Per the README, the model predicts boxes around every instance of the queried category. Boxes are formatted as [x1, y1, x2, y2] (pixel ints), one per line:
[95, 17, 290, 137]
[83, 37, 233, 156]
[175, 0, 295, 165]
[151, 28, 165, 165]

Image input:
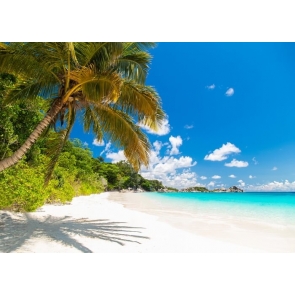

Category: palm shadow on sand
[0, 212, 149, 253]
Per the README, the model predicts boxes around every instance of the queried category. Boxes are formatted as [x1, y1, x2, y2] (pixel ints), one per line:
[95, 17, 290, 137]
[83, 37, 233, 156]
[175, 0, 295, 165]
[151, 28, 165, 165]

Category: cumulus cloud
[272, 166, 278, 171]
[229, 174, 236, 178]
[140, 139, 198, 189]
[206, 84, 215, 90]
[208, 181, 215, 187]
[141, 167, 199, 189]
[83, 142, 89, 147]
[249, 175, 256, 179]
[103, 137, 199, 189]
[247, 180, 295, 192]
[184, 125, 194, 129]
[106, 150, 126, 163]
[212, 175, 221, 179]
[93, 139, 105, 146]
[252, 157, 258, 165]
[225, 88, 234, 96]
[238, 180, 245, 187]
[169, 135, 182, 155]
[138, 118, 170, 136]
[204, 142, 241, 161]
[152, 156, 196, 174]
[225, 159, 249, 167]
[200, 176, 207, 180]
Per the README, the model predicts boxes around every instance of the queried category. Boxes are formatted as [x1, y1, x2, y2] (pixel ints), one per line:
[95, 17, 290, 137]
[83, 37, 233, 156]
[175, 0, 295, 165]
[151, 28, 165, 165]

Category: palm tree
[0, 43, 165, 181]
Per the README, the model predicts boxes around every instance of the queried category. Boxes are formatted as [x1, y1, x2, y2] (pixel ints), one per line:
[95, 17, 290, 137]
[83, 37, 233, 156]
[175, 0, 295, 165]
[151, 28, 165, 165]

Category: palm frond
[83, 105, 103, 141]
[116, 51, 151, 84]
[67, 42, 79, 68]
[0, 42, 165, 175]
[0, 42, 8, 50]
[123, 42, 156, 52]
[0, 43, 61, 83]
[3, 78, 58, 105]
[117, 81, 165, 130]
[92, 104, 151, 170]
[69, 67, 122, 104]
[75, 42, 123, 70]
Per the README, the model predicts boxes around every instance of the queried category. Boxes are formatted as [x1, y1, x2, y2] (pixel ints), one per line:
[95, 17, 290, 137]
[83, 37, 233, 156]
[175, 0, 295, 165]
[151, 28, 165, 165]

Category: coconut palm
[0, 42, 165, 180]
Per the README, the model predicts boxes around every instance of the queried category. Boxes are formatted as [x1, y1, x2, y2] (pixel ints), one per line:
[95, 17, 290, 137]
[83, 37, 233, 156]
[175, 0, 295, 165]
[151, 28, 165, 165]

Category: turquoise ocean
[142, 192, 295, 226]
[110, 191, 295, 251]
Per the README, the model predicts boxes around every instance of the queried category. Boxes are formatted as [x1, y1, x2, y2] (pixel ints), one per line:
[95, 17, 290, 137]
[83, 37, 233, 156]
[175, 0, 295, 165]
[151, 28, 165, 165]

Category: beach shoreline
[1, 191, 292, 253]
[109, 191, 295, 252]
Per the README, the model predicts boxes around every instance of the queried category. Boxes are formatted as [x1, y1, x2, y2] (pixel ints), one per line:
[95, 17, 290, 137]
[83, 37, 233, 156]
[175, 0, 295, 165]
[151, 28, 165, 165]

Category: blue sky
[71, 43, 295, 191]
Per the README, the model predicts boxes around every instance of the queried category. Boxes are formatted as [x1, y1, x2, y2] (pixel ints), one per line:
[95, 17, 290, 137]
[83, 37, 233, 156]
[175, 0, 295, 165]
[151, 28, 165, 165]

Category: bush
[0, 161, 47, 212]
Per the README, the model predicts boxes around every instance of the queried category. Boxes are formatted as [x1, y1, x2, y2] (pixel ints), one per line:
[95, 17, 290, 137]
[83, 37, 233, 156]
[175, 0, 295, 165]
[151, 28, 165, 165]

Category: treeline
[180, 186, 209, 192]
[0, 73, 164, 212]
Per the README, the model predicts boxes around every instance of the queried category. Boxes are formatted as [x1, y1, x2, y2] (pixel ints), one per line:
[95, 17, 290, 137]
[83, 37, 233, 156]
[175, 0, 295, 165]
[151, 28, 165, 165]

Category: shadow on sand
[0, 212, 149, 253]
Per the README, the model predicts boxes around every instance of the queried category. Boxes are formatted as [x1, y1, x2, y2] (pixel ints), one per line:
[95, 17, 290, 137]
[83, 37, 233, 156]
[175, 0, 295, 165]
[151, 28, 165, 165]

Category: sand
[0, 192, 277, 253]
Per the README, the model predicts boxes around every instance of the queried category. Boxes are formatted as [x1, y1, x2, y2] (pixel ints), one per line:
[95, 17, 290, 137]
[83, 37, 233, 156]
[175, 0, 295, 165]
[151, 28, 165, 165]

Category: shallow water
[109, 192, 295, 252]
[144, 192, 295, 225]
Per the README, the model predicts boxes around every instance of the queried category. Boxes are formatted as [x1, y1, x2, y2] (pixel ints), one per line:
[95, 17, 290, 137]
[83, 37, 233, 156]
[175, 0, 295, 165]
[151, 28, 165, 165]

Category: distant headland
[158, 185, 243, 193]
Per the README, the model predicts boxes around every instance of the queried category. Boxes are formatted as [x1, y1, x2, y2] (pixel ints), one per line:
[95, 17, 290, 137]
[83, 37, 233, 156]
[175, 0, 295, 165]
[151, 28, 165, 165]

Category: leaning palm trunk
[0, 42, 165, 177]
[0, 100, 63, 172]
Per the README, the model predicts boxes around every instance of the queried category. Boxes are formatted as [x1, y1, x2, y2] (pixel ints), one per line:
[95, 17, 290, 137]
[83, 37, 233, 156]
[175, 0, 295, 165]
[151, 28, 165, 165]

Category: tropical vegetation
[0, 42, 165, 181]
[0, 43, 167, 212]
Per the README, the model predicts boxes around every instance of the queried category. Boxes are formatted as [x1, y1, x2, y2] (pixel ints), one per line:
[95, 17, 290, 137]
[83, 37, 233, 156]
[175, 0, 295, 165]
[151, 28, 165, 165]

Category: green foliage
[0, 160, 47, 211]
[182, 186, 209, 192]
[165, 187, 179, 192]
[0, 42, 165, 175]
[91, 160, 165, 192]
[0, 42, 167, 212]
[140, 179, 164, 192]
[0, 72, 163, 211]
[0, 73, 45, 162]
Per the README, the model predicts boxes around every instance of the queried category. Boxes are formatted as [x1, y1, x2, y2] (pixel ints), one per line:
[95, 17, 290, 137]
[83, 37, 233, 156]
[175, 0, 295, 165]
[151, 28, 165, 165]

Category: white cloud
[206, 84, 215, 90]
[200, 176, 207, 180]
[100, 141, 112, 156]
[225, 88, 234, 96]
[169, 135, 182, 155]
[184, 125, 194, 129]
[238, 180, 245, 187]
[138, 118, 170, 136]
[252, 157, 258, 165]
[153, 140, 163, 152]
[247, 180, 295, 192]
[204, 142, 241, 161]
[208, 181, 215, 187]
[106, 150, 126, 163]
[212, 175, 221, 179]
[140, 140, 198, 189]
[225, 159, 249, 167]
[93, 139, 105, 146]
[152, 156, 196, 174]
[272, 166, 278, 171]
[249, 175, 256, 179]
[229, 174, 236, 178]
[83, 142, 89, 147]
[141, 167, 199, 189]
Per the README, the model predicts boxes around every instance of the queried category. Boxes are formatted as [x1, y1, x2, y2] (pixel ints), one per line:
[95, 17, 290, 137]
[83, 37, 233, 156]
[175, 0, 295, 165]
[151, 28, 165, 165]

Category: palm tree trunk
[0, 100, 63, 172]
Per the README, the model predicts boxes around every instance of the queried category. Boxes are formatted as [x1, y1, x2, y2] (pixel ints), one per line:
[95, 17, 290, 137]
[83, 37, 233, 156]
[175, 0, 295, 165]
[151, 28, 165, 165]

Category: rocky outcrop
[227, 186, 243, 193]
[180, 186, 209, 192]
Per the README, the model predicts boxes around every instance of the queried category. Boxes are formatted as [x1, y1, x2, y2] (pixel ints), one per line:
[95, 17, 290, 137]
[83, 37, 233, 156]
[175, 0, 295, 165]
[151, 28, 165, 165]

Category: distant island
[157, 185, 243, 193]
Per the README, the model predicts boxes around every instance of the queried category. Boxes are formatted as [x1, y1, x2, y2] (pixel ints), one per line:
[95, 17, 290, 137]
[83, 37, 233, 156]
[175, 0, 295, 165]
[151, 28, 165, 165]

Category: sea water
[110, 191, 295, 251]
[142, 192, 295, 226]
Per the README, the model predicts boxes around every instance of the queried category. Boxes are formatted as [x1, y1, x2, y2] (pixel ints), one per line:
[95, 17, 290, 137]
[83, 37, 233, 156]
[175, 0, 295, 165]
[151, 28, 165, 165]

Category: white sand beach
[1, 191, 294, 253]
